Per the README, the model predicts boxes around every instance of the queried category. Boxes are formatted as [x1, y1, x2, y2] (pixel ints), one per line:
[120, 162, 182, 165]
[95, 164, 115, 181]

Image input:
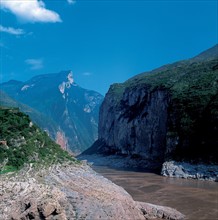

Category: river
[93, 166, 218, 220]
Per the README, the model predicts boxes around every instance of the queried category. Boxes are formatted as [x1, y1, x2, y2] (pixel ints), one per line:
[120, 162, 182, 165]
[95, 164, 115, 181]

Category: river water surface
[93, 166, 218, 220]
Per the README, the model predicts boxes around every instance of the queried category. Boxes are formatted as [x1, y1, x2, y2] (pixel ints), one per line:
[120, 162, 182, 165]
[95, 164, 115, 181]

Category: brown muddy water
[93, 166, 218, 220]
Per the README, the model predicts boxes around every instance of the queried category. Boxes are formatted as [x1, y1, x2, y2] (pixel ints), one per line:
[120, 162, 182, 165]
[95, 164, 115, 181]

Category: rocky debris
[0, 163, 185, 220]
[55, 131, 68, 150]
[161, 161, 218, 181]
[137, 202, 185, 220]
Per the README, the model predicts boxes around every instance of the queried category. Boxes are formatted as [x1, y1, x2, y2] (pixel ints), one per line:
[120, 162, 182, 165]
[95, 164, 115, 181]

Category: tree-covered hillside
[0, 107, 75, 174]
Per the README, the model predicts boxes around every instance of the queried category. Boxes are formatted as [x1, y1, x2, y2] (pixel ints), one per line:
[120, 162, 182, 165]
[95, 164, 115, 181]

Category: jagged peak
[58, 70, 77, 96]
[67, 70, 74, 84]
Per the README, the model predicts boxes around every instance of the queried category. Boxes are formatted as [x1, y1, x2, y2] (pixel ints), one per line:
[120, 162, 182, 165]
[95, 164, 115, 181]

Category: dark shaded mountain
[82, 45, 218, 169]
[0, 71, 103, 153]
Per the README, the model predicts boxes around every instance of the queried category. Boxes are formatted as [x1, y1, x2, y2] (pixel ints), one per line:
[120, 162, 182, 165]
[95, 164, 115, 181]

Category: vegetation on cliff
[102, 45, 218, 163]
[0, 107, 75, 174]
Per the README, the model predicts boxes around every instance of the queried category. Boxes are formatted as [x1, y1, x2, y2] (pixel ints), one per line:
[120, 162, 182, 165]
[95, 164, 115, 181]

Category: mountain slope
[192, 44, 218, 61]
[0, 107, 74, 173]
[0, 71, 103, 153]
[82, 45, 218, 169]
[0, 90, 59, 140]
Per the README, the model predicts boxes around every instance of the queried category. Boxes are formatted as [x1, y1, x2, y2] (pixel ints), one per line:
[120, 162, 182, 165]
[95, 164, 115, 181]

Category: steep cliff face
[83, 45, 218, 168]
[98, 86, 170, 166]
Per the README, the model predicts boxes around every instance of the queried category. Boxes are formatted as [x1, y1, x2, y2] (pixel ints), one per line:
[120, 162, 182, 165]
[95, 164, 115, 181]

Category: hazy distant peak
[1, 79, 23, 86]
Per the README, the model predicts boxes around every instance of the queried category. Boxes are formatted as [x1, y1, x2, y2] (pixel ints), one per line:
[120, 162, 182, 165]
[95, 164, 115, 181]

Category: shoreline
[93, 163, 218, 220]
[78, 154, 218, 182]
[0, 162, 185, 220]
[161, 161, 218, 182]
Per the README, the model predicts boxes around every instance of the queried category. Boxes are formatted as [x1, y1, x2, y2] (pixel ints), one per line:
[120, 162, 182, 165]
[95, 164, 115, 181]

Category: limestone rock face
[98, 86, 169, 169]
[0, 164, 185, 220]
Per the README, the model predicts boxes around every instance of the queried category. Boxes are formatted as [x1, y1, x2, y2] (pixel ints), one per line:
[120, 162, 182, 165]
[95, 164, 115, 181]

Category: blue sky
[0, 0, 217, 95]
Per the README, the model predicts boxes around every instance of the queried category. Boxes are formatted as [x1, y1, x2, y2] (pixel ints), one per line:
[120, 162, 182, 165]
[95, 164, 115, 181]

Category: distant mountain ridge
[0, 71, 103, 153]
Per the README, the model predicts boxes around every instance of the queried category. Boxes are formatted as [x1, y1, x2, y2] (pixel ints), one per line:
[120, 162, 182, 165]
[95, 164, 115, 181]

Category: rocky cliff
[97, 86, 170, 169]
[82, 45, 218, 171]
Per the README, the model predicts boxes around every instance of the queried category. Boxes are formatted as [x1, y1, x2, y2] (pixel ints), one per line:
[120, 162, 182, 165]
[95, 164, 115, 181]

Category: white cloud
[82, 72, 92, 76]
[67, 0, 76, 5]
[0, 25, 25, 35]
[25, 59, 43, 70]
[0, 0, 61, 23]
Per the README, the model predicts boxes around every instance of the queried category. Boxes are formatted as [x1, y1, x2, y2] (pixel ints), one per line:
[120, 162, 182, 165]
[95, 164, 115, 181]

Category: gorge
[81, 44, 218, 180]
[1, 45, 218, 220]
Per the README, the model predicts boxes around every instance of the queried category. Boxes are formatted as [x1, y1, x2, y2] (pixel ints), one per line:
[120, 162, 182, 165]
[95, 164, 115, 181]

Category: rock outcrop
[55, 131, 68, 150]
[0, 163, 185, 220]
[161, 161, 218, 181]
